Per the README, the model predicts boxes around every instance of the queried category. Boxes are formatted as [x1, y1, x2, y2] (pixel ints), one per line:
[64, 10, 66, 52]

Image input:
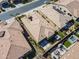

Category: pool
[62, 20, 74, 30]
[39, 38, 49, 47]
[48, 34, 61, 41]
[68, 35, 78, 44]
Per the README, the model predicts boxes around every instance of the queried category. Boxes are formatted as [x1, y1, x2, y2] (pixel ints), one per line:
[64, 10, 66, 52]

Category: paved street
[0, 0, 49, 20]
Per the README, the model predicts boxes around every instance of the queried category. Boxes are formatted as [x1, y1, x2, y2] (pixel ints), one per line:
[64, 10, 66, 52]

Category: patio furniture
[62, 20, 74, 31]
[39, 38, 49, 47]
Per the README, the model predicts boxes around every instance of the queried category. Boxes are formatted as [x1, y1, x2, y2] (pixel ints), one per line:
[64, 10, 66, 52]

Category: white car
[51, 50, 60, 59]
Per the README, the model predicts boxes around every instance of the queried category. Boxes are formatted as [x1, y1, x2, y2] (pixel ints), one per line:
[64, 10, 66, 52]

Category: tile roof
[39, 4, 71, 28]
[0, 20, 31, 59]
[21, 11, 54, 43]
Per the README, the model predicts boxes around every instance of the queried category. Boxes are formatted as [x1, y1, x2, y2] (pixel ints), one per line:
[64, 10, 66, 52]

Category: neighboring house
[19, 4, 73, 50]
[39, 4, 72, 29]
[20, 11, 55, 43]
[0, 20, 31, 59]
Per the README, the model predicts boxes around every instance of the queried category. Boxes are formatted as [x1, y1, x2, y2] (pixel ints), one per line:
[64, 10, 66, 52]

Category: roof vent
[0, 31, 5, 37]
[28, 16, 33, 21]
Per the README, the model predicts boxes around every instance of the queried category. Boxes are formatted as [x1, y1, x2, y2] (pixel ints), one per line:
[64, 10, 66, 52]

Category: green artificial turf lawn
[64, 40, 72, 48]
[57, 31, 65, 38]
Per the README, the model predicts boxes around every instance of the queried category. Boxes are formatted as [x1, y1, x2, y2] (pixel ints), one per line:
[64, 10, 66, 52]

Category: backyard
[64, 40, 72, 48]
[57, 31, 66, 38]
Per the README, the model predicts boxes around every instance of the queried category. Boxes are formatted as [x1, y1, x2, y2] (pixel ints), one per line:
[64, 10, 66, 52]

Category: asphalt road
[0, 0, 49, 20]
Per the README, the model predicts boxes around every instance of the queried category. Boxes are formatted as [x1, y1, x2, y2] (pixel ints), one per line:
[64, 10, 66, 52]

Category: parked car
[2, 2, 10, 8]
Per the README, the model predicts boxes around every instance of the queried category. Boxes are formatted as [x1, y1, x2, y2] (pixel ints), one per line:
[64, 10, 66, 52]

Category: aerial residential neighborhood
[0, 0, 79, 59]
